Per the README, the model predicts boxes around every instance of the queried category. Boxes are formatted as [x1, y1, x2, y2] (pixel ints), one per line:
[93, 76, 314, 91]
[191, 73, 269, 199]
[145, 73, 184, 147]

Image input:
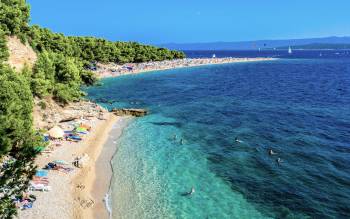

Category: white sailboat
[288, 46, 292, 54]
[212, 54, 216, 58]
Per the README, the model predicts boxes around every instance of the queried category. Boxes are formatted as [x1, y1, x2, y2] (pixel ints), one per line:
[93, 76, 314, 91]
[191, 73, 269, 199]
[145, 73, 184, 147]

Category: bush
[0, 0, 30, 35]
[0, 65, 34, 154]
[31, 51, 55, 97]
[0, 29, 9, 63]
[80, 69, 97, 86]
[53, 83, 83, 104]
[31, 52, 94, 103]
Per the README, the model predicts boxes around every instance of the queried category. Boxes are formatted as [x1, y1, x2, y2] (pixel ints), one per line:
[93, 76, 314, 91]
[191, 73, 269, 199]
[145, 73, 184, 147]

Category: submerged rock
[112, 108, 148, 117]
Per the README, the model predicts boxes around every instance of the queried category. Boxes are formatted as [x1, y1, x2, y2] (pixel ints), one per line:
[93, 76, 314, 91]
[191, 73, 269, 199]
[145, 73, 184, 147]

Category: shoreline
[72, 113, 119, 219]
[95, 57, 277, 79]
[18, 57, 276, 219]
[90, 117, 133, 219]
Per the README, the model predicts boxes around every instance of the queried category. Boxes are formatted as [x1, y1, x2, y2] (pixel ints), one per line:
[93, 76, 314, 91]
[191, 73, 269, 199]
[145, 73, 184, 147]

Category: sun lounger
[31, 177, 49, 182]
[30, 180, 49, 185]
[29, 183, 51, 192]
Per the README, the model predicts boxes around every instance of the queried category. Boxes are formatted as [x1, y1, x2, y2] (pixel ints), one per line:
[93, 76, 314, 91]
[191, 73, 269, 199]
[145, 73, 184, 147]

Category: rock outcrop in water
[112, 108, 148, 117]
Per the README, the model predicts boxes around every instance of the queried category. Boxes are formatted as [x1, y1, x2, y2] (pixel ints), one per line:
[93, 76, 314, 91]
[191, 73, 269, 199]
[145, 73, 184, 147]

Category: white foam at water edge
[104, 193, 112, 219]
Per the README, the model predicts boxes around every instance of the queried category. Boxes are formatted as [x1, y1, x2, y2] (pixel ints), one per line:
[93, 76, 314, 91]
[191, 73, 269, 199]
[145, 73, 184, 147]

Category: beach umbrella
[75, 127, 88, 132]
[79, 123, 91, 130]
[48, 126, 64, 139]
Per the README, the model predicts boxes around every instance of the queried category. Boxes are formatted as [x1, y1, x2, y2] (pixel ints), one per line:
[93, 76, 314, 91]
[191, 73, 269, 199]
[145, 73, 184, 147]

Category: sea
[85, 50, 350, 219]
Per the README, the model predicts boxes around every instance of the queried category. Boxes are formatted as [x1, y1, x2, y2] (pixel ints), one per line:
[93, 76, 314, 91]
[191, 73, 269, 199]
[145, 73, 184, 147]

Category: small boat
[212, 54, 216, 58]
[288, 46, 292, 54]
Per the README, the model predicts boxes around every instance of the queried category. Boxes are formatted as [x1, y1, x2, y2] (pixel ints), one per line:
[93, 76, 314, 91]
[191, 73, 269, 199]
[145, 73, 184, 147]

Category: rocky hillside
[6, 35, 37, 71]
[33, 97, 108, 130]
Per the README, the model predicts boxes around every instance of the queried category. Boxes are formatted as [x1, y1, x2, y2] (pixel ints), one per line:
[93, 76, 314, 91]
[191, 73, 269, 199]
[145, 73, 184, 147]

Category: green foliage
[31, 52, 88, 103]
[31, 51, 55, 97]
[80, 69, 97, 86]
[27, 26, 185, 64]
[0, 65, 34, 154]
[38, 101, 46, 110]
[0, 29, 9, 63]
[0, 65, 46, 218]
[0, 0, 30, 35]
[0, 140, 41, 218]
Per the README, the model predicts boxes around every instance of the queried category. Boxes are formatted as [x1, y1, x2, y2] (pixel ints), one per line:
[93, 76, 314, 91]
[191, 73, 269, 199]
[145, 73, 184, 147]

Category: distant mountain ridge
[278, 43, 350, 50]
[159, 36, 350, 51]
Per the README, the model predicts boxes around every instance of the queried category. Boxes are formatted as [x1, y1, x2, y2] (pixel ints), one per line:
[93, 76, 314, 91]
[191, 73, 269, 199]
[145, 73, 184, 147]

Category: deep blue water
[86, 52, 350, 218]
[185, 49, 350, 59]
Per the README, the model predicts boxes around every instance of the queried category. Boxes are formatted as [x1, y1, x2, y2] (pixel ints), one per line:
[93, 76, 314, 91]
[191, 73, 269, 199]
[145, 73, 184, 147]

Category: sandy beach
[94, 57, 276, 78]
[75, 117, 132, 219]
[17, 102, 126, 219]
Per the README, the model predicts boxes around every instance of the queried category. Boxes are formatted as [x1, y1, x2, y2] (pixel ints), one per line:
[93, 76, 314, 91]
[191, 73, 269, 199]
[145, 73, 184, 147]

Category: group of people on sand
[235, 137, 283, 164]
[95, 57, 273, 78]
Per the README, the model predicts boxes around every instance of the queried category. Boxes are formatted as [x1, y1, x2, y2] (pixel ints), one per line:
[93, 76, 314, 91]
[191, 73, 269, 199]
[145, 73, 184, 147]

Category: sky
[27, 0, 350, 44]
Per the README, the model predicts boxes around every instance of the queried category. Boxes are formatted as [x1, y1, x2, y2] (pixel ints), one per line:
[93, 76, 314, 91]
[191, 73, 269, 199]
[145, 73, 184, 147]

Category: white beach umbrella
[48, 126, 64, 139]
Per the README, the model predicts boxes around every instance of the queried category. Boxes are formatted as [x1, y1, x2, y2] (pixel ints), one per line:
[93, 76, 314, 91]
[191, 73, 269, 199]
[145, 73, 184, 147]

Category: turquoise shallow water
[110, 114, 269, 219]
[86, 56, 350, 219]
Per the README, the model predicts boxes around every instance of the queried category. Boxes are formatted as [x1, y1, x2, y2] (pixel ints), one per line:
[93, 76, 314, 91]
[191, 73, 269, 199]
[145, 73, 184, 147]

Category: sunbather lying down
[45, 162, 74, 173]
[14, 193, 37, 210]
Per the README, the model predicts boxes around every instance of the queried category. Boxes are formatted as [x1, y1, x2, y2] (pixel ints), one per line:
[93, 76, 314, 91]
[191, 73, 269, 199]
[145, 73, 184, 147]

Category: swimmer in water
[235, 137, 243, 143]
[181, 187, 195, 196]
[269, 149, 277, 155]
[276, 158, 283, 164]
[172, 134, 177, 140]
[180, 139, 184, 145]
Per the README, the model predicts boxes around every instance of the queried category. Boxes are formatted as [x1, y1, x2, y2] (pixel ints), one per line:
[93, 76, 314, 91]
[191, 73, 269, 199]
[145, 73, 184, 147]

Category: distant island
[159, 36, 350, 50]
[276, 43, 350, 50]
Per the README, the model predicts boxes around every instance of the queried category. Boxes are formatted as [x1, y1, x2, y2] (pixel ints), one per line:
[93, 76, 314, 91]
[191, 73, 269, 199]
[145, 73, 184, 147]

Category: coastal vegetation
[0, 63, 45, 217]
[27, 26, 185, 64]
[0, 0, 184, 217]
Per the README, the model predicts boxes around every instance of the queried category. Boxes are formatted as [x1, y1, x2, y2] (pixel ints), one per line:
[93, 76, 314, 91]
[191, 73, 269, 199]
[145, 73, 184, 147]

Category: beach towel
[22, 202, 33, 210]
[67, 135, 82, 141]
[35, 170, 48, 177]
[53, 160, 69, 165]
